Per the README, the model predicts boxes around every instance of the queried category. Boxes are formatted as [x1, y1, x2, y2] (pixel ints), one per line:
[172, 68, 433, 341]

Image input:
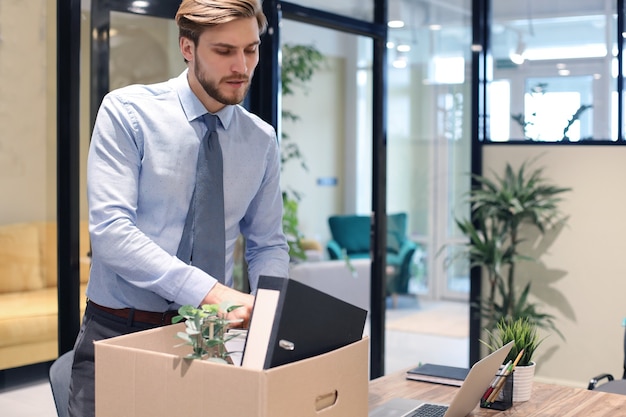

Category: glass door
[386, 0, 472, 302]
[280, 20, 373, 250]
[109, 13, 184, 91]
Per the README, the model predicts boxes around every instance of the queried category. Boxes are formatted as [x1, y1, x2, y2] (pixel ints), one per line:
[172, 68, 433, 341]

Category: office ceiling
[290, 0, 613, 61]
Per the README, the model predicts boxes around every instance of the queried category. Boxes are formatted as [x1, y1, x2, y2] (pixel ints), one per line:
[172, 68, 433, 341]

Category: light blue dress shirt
[85, 70, 289, 311]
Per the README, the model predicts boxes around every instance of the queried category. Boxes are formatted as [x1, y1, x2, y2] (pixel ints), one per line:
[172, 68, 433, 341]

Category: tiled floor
[383, 296, 469, 373]
[0, 297, 469, 417]
[0, 362, 58, 417]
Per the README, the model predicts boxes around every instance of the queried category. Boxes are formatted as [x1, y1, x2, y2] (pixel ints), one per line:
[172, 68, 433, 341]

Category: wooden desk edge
[369, 369, 626, 416]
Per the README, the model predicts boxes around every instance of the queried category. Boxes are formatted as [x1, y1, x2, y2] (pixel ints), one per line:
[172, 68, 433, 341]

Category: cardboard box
[95, 323, 369, 417]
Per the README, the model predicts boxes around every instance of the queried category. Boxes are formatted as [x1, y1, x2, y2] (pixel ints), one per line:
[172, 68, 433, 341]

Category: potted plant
[481, 317, 545, 402]
[453, 159, 571, 334]
[172, 302, 244, 363]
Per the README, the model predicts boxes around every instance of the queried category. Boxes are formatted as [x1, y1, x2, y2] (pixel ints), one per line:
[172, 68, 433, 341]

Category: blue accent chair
[327, 213, 418, 298]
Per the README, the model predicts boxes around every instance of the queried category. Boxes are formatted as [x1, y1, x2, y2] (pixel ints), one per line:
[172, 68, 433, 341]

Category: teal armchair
[327, 213, 418, 297]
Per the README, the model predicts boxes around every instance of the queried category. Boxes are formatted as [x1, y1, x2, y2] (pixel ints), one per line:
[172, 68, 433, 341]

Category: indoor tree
[453, 159, 571, 335]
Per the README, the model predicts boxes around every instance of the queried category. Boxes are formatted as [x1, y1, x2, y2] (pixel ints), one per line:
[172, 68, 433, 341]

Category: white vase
[512, 362, 536, 402]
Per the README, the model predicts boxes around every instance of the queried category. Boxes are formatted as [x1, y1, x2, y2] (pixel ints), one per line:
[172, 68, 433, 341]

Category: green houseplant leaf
[172, 303, 243, 362]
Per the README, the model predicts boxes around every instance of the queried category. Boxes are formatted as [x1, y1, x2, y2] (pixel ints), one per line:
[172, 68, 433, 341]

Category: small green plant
[172, 303, 243, 363]
[481, 317, 545, 366]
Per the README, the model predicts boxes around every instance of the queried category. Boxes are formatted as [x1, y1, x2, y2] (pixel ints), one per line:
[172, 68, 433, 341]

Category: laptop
[369, 341, 514, 417]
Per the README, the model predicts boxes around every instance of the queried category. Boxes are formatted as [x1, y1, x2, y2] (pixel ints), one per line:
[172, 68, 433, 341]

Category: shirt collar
[173, 69, 235, 129]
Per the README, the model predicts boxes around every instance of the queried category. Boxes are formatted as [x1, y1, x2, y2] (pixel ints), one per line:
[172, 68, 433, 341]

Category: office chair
[587, 324, 626, 394]
[49, 349, 75, 417]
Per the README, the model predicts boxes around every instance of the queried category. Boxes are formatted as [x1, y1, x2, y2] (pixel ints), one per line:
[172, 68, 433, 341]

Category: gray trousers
[67, 302, 159, 417]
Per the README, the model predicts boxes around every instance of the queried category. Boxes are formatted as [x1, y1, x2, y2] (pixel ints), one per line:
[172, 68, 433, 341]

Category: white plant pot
[512, 362, 536, 402]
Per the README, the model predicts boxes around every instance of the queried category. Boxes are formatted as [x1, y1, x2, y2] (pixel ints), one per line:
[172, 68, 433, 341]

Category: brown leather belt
[89, 300, 178, 325]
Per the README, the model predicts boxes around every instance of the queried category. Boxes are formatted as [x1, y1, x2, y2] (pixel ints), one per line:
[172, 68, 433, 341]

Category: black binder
[241, 275, 367, 370]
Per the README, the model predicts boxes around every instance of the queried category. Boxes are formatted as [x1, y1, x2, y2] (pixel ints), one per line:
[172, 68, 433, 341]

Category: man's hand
[201, 283, 254, 328]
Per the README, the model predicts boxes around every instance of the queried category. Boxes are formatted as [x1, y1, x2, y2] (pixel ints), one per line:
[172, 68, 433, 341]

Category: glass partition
[490, 0, 617, 141]
[386, 0, 472, 302]
[109, 12, 184, 91]
[280, 20, 373, 248]
[283, 0, 374, 21]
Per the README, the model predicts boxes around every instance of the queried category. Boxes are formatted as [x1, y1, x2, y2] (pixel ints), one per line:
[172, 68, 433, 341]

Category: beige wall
[0, 0, 53, 223]
[483, 145, 626, 388]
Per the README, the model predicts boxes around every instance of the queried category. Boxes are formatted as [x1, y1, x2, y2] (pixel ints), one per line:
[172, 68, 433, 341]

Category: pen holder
[480, 370, 513, 411]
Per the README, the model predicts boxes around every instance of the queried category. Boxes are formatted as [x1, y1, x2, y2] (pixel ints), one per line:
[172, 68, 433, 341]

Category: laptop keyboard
[406, 403, 448, 417]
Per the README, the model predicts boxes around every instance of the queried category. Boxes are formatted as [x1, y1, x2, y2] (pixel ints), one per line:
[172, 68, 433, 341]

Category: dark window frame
[481, 0, 625, 145]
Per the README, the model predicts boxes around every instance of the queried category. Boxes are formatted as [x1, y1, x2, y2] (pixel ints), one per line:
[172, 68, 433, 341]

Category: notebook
[369, 341, 514, 417]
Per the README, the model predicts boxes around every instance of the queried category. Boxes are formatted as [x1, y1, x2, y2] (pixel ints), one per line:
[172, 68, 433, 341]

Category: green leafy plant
[481, 317, 545, 366]
[172, 303, 243, 363]
[282, 191, 306, 261]
[279, 44, 325, 261]
[452, 159, 571, 335]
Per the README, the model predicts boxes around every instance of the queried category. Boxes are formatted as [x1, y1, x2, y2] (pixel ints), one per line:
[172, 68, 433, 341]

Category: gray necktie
[177, 113, 225, 282]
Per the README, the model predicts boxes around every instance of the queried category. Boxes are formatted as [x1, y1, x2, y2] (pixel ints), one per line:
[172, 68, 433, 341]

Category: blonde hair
[176, 0, 268, 44]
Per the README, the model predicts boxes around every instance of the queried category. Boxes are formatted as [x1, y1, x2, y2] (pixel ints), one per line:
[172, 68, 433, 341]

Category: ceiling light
[510, 52, 525, 65]
[509, 39, 526, 65]
[392, 57, 408, 69]
[392, 50, 408, 69]
[397, 44, 411, 53]
[388, 0, 405, 30]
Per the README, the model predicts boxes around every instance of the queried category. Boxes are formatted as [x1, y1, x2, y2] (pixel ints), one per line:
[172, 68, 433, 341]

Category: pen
[486, 350, 524, 404]
[485, 361, 513, 403]
[481, 360, 511, 401]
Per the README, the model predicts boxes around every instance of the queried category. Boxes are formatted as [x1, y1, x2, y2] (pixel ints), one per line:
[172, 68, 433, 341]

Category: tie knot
[203, 113, 218, 133]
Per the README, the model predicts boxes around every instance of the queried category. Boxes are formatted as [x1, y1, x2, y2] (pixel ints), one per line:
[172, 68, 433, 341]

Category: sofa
[0, 221, 90, 370]
[290, 259, 371, 313]
[326, 213, 418, 299]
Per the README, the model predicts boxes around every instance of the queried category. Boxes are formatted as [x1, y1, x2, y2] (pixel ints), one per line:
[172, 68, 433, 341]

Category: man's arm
[87, 91, 216, 308]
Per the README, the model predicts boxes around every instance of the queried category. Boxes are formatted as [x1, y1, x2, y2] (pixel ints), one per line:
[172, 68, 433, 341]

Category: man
[68, 1, 289, 415]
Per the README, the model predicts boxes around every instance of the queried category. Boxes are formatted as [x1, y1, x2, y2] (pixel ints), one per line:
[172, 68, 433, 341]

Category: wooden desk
[369, 370, 626, 416]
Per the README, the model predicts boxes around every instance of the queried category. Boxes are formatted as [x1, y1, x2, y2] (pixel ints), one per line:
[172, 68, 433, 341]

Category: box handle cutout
[315, 390, 338, 411]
